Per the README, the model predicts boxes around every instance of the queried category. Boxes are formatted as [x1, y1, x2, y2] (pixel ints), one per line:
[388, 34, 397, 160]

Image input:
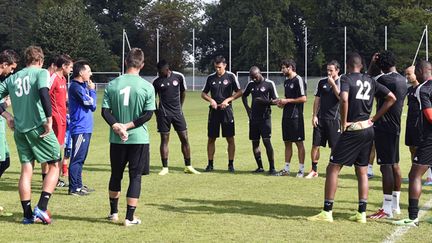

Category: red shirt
[49, 72, 67, 126]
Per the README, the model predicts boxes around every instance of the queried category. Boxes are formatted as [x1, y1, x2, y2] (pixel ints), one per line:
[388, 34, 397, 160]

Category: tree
[34, 1, 118, 72]
[84, 0, 151, 66]
[0, 0, 37, 55]
[136, 0, 203, 74]
[197, 0, 296, 73]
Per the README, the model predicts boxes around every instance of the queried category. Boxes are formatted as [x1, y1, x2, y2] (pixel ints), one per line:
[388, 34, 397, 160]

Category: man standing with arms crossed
[306, 60, 341, 178]
[153, 60, 200, 175]
[102, 48, 155, 226]
[201, 56, 242, 173]
[308, 52, 395, 223]
[0, 46, 61, 224]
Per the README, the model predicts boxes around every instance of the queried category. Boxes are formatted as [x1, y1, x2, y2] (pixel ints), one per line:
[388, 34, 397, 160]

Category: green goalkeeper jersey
[102, 74, 156, 144]
[0, 67, 49, 133]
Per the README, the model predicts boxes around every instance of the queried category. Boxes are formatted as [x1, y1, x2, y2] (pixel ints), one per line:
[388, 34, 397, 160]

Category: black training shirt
[153, 71, 187, 116]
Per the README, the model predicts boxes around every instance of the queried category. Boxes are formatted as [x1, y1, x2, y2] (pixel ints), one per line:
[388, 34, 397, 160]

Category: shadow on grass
[148, 198, 351, 220]
[0, 213, 116, 225]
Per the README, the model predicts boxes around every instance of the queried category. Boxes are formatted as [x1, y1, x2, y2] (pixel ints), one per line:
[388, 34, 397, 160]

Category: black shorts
[207, 107, 235, 138]
[157, 113, 187, 133]
[330, 126, 374, 167]
[282, 117, 305, 142]
[413, 137, 432, 166]
[312, 119, 341, 148]
[375, 129, 400, 165]
[249, 118, 272, 140]
[110, 143, 150, 176]
[405, 125, 421, 147]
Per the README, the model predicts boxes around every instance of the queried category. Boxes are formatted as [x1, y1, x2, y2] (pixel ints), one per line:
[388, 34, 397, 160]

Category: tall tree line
[0, 0, 430, 76]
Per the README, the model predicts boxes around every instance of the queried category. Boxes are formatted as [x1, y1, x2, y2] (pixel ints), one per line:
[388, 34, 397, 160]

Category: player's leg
[295, 141, 305, 177]
[425, 167, 432, 186]
[124, 144, 148, 226]
[260, 118, 275, 174]
[108, 143, 128, 222]
[179, 130, 200, 174]
[222, 107, 235, 172]
[205, 109, 220, 171]
[159, 132, 170, 175]
[19, 161, 35, 224]
[280, 141, 293, 175]
[368, 143, 375, 178]
[41, 163, 49, 181]
[69, 133, 91, 195]
[351, 165, 368, 223]
[252, 140, 263, 173]
[394, 164, 429, 226]
[0, 157, 10, 178]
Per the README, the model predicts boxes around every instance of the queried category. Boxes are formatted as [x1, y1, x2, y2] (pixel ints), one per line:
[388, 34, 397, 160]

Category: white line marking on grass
[383, 197, 432, 243]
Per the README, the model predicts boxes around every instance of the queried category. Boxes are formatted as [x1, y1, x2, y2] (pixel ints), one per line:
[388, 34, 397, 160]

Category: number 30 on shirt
[15, 76, 31, 97]
[355, 80, 371, 100]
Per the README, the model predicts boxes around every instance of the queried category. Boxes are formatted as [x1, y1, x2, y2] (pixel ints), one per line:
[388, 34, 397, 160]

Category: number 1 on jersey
[120, 86, 131, 106]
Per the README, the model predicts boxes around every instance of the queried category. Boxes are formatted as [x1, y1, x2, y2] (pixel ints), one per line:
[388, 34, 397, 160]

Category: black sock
[42, 173, 46, 181]
[21, 200, 32, 219]
[162, 158, 168, 167]
[255, 156, 263, 168]
[269, 160, 275, 171]
[109, 197, 119, 214]
[324, 200, 333, 212]
[228, 160, 234, 166]
[408, 198, 419, 220]
[126, 205, 136, 221]
[208, 160, 213, 167]
[184, 158, 191, 166]
[0, 157, 10, 177]
[37, 191, 51, 211]
[358, 199, 367, 213]
[312, 162, 318, 172]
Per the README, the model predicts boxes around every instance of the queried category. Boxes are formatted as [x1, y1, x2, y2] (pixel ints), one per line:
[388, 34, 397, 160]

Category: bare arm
[328, 76, 340, 100]
[180, 90, 186, 106]
[242, 95, 251, 119]
[220, 90, 243, 109]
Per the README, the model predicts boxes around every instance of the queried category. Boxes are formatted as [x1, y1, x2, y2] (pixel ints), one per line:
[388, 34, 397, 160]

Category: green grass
[1, 88, 432, 242]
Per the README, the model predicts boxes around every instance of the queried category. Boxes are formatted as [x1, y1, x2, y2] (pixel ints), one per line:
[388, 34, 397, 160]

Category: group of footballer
[0, 44, 432, 228]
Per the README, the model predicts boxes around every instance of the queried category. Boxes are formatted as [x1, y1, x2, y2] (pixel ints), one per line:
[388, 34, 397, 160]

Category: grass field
[1, 85, 432, 242]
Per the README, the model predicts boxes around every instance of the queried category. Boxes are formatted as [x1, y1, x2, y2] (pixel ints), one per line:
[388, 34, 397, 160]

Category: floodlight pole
[344, 26, 347, 74]
[122, 29, 125, 74]
[385, 26, 387, 50]
[266, 27, 269, 79]
[192, 28, 195, 91]
[305, 27, 308, 84]
[229, 28, 232, 72]
[426, 25, 429, 61]
[156, 28, 160, 63]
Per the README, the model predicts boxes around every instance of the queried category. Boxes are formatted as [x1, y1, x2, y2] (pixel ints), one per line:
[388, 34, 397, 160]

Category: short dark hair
[213, 55, 226, 64]
[327, 60, 340, 70]
[0, 49, 19, 65]
[377, 50, 396, 70]
[347, 52, 363, 69]
[55, 54, 73, 68]
[24, 46, 44, 65]
[125, 48, 144, 69]
[157, 59, 169, 70]
[71, 60, 90, 79]
[415, 60, 431, 73]
[281, 59, 296, 71]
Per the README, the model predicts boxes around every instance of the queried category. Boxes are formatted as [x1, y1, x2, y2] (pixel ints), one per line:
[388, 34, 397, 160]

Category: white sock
[284, 162, 290, 172]
[427, 168, 432, 179]
[299, 163, 305, 173]
[368, 164, 373, 174]
[382, 194, 393, 215]
[392, 191, 400, 210]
